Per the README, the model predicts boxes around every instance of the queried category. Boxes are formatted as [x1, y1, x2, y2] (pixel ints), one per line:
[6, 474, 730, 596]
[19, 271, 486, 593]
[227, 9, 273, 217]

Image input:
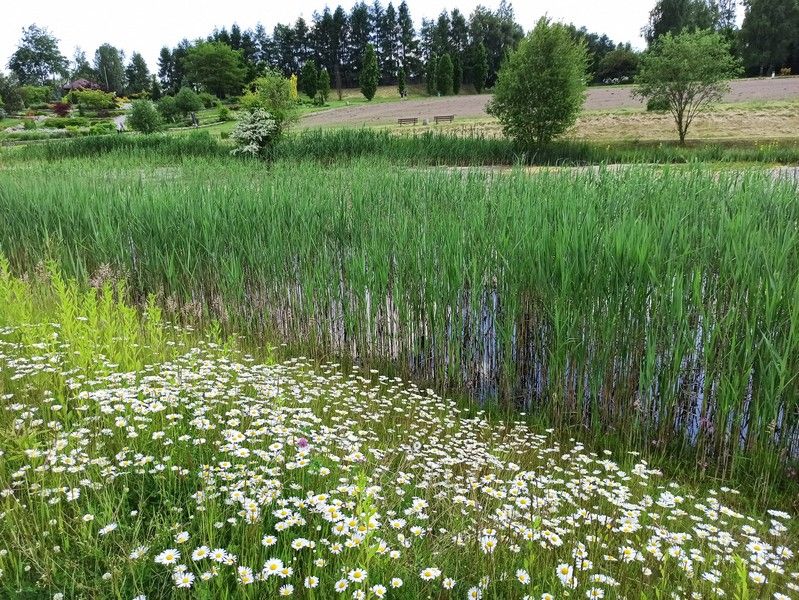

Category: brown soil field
[301, 77, 799, 128]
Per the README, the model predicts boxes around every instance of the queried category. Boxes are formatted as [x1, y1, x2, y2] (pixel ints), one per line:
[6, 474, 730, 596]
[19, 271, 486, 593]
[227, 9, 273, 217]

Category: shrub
[0, 74, 25, 113]
[488, 18, 588, 147]
[23, 119, 36, 130]
[51, 101, 71, 117]
[198, 91, 217, 108]
[128, 100, 163, 134]
[42, 117, 89, 128]
[217, 106, 232, 122]
[174, 87, 203, 116]
[89, 121, 116, 135]
[230, 108, 279, 158]
[157, 96, 180, 123]
[779, 67, 792, 76]
[19, 85, 51, 107]
[0, 107, 6, 121]
[68, 89, 117, 110]
[425, 56, 438, 95]
[360, 44, 379, 101]
[239, 71, 296, 135]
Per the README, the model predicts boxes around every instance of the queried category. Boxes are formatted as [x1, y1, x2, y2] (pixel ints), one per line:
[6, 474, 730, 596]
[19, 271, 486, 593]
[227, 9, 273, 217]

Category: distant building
[62, 79, 104, 92]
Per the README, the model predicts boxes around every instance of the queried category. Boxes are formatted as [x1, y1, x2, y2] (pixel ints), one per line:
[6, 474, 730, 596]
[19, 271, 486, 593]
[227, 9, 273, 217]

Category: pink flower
[296, 437, 309, 449]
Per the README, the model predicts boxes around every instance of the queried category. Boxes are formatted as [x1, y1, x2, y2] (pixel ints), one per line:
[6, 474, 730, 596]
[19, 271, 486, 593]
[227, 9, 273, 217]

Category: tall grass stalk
[1, 156, 798, 496]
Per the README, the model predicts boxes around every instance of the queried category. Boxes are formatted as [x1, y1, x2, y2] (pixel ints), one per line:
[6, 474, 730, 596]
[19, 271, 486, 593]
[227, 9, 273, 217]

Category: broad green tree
[8, 25, 68, 85]
[487, 18, 588, 147]
[740, 0, 799, 75]
[643, 0, 717, 45]
[635, 29, 741, 144]
[360, 44, 379, 100]
[183, 42, 247, 98]
[436, 53, 454, 95]
[94, 44, 126, 95]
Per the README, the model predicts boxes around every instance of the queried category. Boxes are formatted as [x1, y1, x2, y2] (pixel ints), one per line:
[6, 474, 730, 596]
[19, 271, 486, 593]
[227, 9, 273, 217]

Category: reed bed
[1, 156, 798, 494]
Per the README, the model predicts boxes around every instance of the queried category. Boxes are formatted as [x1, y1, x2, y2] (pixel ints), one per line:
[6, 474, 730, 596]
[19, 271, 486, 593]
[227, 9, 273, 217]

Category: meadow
[0, 259, 798, 599]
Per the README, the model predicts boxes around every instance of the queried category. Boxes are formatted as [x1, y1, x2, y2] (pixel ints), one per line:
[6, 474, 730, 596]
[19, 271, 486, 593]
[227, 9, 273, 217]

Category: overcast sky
[3, 1, 662, 74]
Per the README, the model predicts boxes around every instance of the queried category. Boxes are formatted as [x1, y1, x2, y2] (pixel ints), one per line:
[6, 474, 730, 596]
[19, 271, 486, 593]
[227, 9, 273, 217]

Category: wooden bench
[397, 117, 418, 125]
[434, 115, 455, 124]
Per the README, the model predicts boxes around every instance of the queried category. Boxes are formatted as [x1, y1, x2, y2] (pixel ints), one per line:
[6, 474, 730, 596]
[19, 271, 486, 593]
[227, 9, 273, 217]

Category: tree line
[2, 0, 798, 113]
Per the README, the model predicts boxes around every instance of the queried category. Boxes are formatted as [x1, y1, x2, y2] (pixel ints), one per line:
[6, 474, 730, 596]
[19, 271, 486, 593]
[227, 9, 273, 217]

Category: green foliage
[125, 51, 151, 95]
[300, 59, 319, 99]
[643, 0, 718, 45]
[89, 120, 116, 135]
[93, 43, 126, 95]
[230, 108, 280, 158]
[183, 41, 247, 98]
[0, 74, 25, 113]
[239, 71, 297, 135]
[740, 0, 799, 75]
[488, 18, 589, 147]
[67, 89, 117, 110]
[425, 55, 438, 95]
[436, 53, 454, 95]
[646, 95, 671, 111]
[596, 45, 640, 83]
[397, 67, 407, 97]
[8, 24, 68, 85]
[156, 95, 180, 123]
[128, 99, 163, 134]
[360, 44, 379, 101]
[174, 86, 203, 116]
[19, 85, 51, 107]
[635, 29, 742, 143]
[198, 91, 217, 108]
[217, 105, 232, 122]
[149, 75, 162, 101]
[41, 116, 89, 128]
[317, 68, 331, 104]
[472, 42, 489, 93]
[452, 54, 463, 94]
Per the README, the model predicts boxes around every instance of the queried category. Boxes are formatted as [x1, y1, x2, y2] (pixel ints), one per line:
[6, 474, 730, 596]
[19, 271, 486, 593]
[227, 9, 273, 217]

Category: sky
[1, 0, 658, 75]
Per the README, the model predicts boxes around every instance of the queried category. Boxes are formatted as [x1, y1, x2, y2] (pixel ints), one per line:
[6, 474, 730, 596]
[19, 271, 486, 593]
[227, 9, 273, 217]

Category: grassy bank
[7, 129, 799, 166]
[0, 264, 798, 598]
[1, 150, 798, 498]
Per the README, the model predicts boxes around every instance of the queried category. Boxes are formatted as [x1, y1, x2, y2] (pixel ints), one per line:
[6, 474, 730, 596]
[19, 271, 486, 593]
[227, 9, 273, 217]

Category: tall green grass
[9, 129, 799, 165]
[1, 155, 798, 492]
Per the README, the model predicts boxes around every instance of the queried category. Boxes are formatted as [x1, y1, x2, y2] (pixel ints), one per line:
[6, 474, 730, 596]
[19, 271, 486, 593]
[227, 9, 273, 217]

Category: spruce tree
[473, 43, 489, 93]
[397, 67, 406, 97]
[436, 53, 453, 95]
[360, 43, 379, 100]
[425, 55, 437, 95]
[300, 59, 318, 99]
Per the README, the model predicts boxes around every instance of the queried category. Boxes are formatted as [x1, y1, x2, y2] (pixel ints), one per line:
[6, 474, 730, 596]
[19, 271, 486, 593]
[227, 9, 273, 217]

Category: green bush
[67, 89, 117, 110]
[217, 106, 232, 122]
[488, 18, 588, 147]
[157, 96, 180, 123]
[174, 87, 203, 116]
[89, 121, 116, 135]
[128, 100, 163, 134]
[230, 108, 279, 158]
[198, 91, 217, 108]
[436, 54, 454, 96]
[23, 119, 36, 130]
[42, 116, 90, 129]
[19, 85, 51, 107]
[360, 44, 379, 101]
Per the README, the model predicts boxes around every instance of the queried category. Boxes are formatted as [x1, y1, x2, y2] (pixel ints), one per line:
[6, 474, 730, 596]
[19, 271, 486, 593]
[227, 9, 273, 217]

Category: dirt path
[302, 77, 799, 128]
